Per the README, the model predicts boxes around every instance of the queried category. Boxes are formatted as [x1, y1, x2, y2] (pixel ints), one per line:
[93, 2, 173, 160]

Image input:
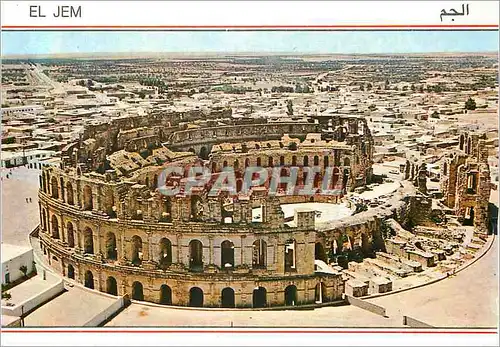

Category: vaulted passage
[51, 215, 60, 239]
[84, 270, 94, 289]
[51, 177, 59, 199]
[67, 264, 75, 279]
[67, 222, 75, 248]
[221, 287, 235, 308]
[66, 182, 74, 205]
[253, 287, 267, 308]
[189, 240, 203, 272]
[132, 281, 144, 301]
[83, 228, 94, 254]
[106, 232, 117, 260]
[83, 185, 93, 210]
[221, 240, 234, 269]
[314, 282, 327, 303]
[160, 285, 172, 305]
[315, 242, 327, 263]
[284, 285, 297, 306]
[284, 239, 296, 272]
[189, 287, 203, 307]
[131, 235, 143, 266]
[159, 238, 172, 267]
[106, 276, 118, 296]
[252, 239, 267, 268]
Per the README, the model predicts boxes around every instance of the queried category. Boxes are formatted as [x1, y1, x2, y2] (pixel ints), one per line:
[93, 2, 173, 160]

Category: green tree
[19, 265, 28, 278]
[431, 111, 440, 119]
[465, 97, 477, 110]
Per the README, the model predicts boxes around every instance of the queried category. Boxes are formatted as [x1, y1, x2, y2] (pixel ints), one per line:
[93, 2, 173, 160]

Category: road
[370, 236, 498, 328]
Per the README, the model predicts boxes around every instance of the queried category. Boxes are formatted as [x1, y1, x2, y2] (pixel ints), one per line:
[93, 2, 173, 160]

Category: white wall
[2, 249, 34, 285]
[1, 278, 64, 317]
[83, 297, 124, 327]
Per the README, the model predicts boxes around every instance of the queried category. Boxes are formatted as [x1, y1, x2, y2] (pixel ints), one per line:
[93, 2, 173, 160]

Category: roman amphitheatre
[36, 106, 492, 310]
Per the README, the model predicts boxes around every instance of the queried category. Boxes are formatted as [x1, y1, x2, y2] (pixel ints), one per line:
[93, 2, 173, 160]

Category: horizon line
[3, 51, 498, 59]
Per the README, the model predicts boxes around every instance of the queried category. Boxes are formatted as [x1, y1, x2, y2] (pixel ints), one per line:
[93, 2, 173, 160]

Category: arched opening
[106, 277, 118, 296]
[67, 222, 75, 248]
[189, 287, 204, 307]
[280, 156, 285, 166]
[66, 182, 74, 205]
[303, 156, 309, 167]
[256, 157, 262, 166]
[268, 157, 274, 167]
[245, 158, 250, 168]
[324, 156, 329, 168]
[67, 264, 75, 279]
[221, 287, 235, 308]
[200, 146, 209, 160]
[189, 240, 203, 271]
[84, 270, 94, 289]
[467, 173, 477, 194]
[190, 195, 203, 221]
[59, 177, 65, 202]
[223, 160, 228, 168]
[315, 242, 327, 262]
[344, 158, 350, 167]
[314, 282, 327, 304]
[234, 159, 239, 170]
[443, 161, 448, 176]
[41, 172, 46, 193]
[131, 235, 143, 266]
[83, 185, 93, 210]
[221, 240, 234, 269]
[459, 134, 465, 150]
[292, 155, 297, 166]
[42, 208, 47, 232]
[314, 155, 319, 166]
[51, 177, 59, 199]
[160, 284, 172, 305]
[464, 207, 475, 226]
[284, 239, 296, 272]
[83, 227, 94, 254]
[253, 287, 267, 308]
[252, 239, 267, 268]
[159, 238, 172, 267]
[132, 281, 144, 301]
[467, 137, 472, 154]
[51, 215, 60, 239]
[106, 232, 117, 260]
[284, 285, 297, 306]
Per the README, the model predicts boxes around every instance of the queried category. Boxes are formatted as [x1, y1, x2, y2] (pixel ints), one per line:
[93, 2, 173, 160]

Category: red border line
[1, 24, 498, 29]
[2, 329, 498, 334]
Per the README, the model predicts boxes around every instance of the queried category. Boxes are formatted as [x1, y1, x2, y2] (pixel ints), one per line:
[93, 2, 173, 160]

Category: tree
[431, 111, 440, 119]
[138, 92, 146, 99]
[2, 291, 11, 300]
[19, 265, 28, 278]
[465, 97, 477, 110]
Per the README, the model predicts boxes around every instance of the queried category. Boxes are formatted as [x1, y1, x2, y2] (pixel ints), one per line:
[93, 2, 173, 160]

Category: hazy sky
[2, 30, 498, 55]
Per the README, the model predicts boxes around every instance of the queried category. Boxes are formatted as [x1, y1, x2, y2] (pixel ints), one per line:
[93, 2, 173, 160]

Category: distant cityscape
[1, 51, 498, 328]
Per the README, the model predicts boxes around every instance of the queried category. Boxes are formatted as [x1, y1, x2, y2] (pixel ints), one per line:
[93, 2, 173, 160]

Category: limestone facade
[38, 109, 378, 308]
[440, 132, 491, 233]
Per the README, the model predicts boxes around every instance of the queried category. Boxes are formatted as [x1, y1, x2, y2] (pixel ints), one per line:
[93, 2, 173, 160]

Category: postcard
[1, 1, 498, 346]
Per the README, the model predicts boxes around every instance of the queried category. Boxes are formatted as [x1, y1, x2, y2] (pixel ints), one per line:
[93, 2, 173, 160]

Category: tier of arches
[211, 153, 355, 175]
[40, 213, 275, 272]
[73, 266, 331, 308]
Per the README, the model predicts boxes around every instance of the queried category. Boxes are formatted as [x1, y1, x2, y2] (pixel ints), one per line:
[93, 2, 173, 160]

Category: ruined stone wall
[440, 132, 491, 234]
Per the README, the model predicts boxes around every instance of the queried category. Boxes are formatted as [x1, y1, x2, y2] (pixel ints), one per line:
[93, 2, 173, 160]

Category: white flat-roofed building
[1, 243, 34, 285]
